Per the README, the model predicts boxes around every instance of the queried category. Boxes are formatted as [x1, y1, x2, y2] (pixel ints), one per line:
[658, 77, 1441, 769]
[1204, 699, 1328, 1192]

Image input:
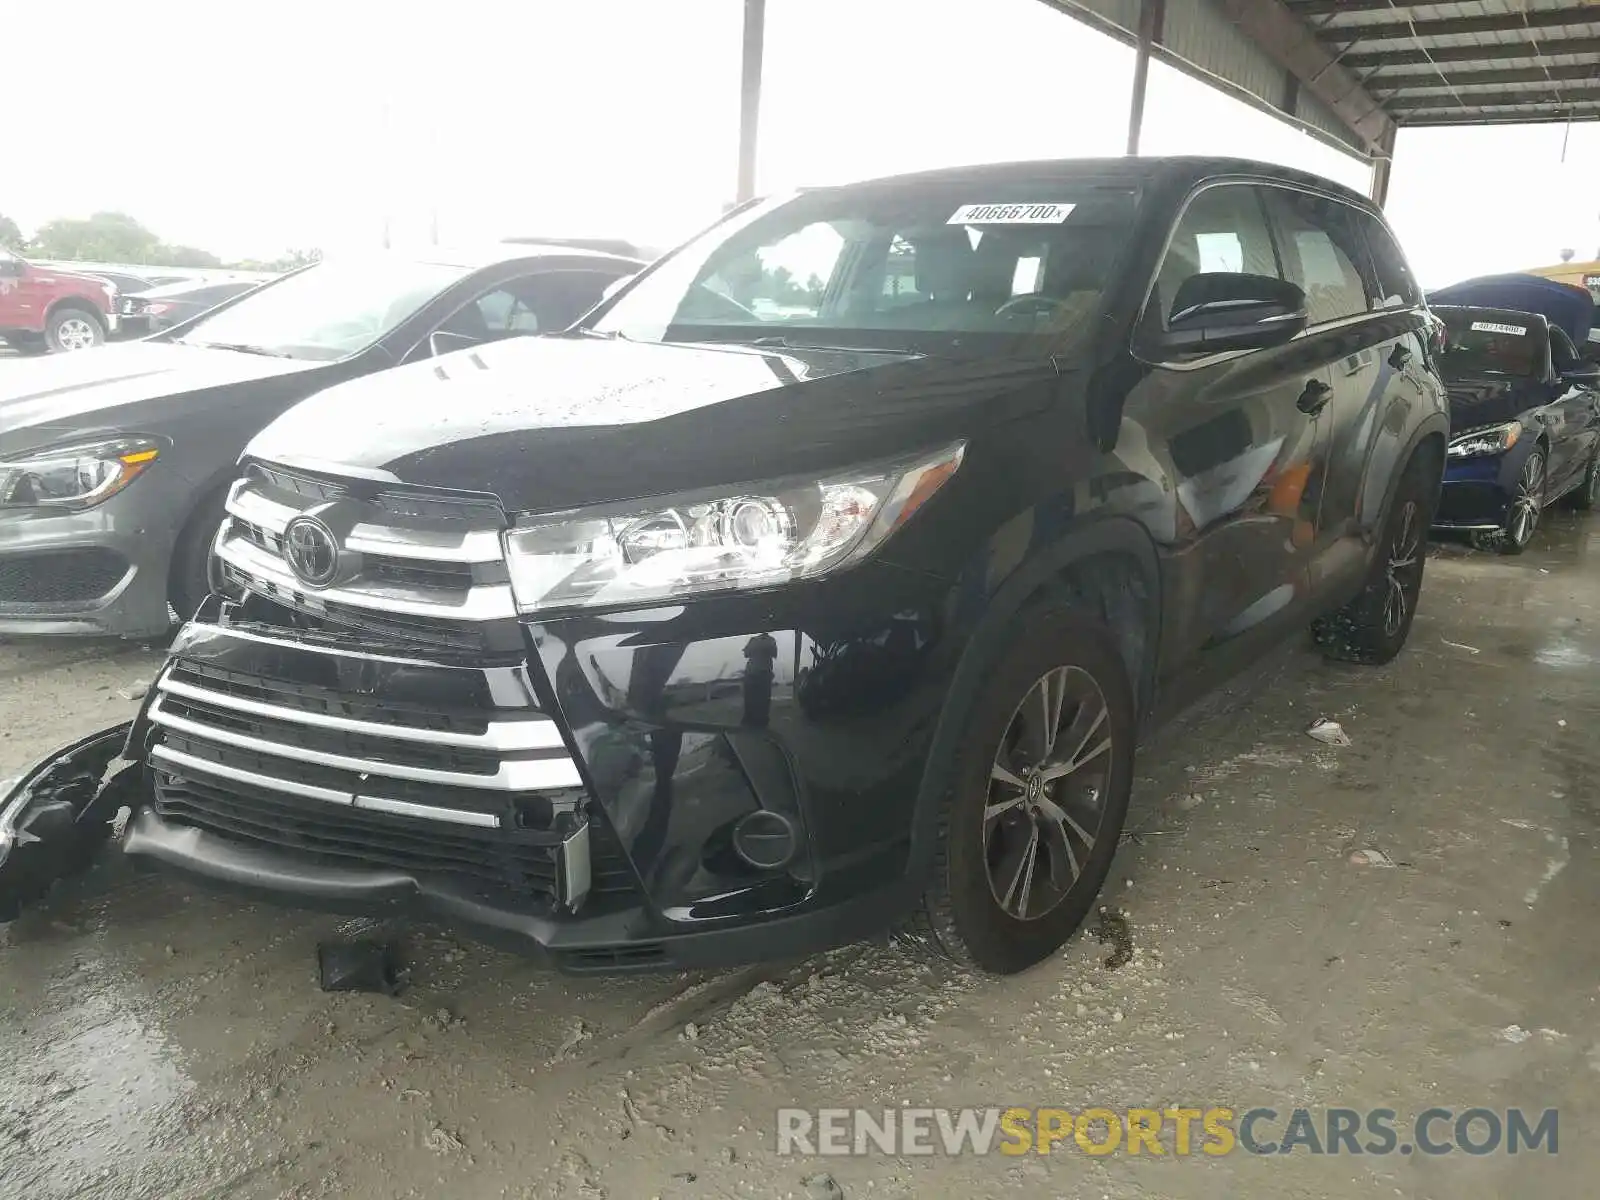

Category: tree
[30, 211, 164, 263]
[0, 214, 22, 251]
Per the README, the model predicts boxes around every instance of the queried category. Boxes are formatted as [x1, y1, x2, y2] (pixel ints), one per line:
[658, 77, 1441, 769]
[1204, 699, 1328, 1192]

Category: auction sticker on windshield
[1470, 321, 1528, 336]
[948, 203, 1075, 225]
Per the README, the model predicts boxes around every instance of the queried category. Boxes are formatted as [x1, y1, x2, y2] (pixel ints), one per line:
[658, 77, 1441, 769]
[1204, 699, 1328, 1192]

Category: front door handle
[1389, 343, 1413, 370]
[1297, 378, 1333, 416]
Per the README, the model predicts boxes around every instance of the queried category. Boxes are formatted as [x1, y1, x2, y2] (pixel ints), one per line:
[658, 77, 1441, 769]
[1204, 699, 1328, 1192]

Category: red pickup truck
[0, 246, 119, 352]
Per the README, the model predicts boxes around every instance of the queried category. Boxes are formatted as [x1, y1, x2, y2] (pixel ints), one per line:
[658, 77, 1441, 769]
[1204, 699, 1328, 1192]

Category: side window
[527, 270, 629, 330]
[1361, 216, 1420, 309]
[423, 270, 636, 357]
[1151, 185, 1280, 326]
[439, 284, 541, 342]
[1262, 190, 1369, 325]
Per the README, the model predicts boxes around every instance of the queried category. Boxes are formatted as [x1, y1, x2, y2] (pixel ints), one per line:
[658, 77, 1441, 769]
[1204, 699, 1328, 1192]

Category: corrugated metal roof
[1048, 0, 1374, 151]
[1035, 0, 1600, 170]
[1282, 0, 1600, 127]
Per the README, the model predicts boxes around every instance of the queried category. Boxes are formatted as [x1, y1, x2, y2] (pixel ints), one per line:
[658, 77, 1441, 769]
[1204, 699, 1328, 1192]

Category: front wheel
[913, 604, 1136, 975]
[1315, 450, 1436, 665]
[45, 307, 105, 353]
[168, 490, 229, 624]
[1496, 447, 1547, 555]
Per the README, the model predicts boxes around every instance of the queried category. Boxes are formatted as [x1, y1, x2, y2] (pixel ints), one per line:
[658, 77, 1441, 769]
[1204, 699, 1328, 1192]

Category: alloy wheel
[1507, 452, 1545, 549]
[55, 317, 97, 351]
[984, 666, 1114, 922]
[1381, 499, 1423, 637]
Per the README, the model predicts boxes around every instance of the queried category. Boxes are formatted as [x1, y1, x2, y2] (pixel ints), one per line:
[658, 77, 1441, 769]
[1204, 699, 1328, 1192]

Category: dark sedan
[1432, 305, 1600, 551]
[0, 243, 642, 636]
[119, 278, 266, 336]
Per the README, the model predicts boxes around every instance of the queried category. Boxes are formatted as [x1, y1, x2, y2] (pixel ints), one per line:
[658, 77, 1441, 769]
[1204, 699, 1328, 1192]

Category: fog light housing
[731, 810, 798, 870]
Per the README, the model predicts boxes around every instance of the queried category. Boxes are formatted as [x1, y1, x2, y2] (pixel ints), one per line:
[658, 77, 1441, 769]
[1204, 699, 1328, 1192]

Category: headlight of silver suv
[1446, 421, 1521, 460]
[0, 437, 164, 510]
[502, 441, 966, 615]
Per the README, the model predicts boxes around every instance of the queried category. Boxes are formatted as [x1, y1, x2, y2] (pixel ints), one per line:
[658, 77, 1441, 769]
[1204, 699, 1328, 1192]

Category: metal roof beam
[1212, 0, 1395, 150]
[1287, 0, 1465, 15]
[1371, 62, 1600, 92]
[1388, 81, 1600, 108]
[1328, 7, 1600, 44]
[1346, 36, 1600, 70]
[1398, 108, 1600, 127]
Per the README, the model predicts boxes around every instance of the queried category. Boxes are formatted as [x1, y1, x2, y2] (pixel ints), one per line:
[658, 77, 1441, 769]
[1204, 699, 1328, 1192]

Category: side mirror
[0, 258, 24, 278]
[1562, 362, 1600, 385]
[1155, 273, 1308, 356]
[428, 330, 481, 357]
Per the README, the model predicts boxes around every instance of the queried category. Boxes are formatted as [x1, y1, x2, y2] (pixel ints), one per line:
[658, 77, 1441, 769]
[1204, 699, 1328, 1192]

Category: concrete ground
[2, 516, 1596, 1200]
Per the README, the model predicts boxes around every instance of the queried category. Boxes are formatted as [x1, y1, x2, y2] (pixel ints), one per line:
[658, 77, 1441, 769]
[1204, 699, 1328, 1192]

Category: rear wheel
[45, 306, 105, 353]
[1316, 450, 1435, 665]
[913, 605, 1136, 975]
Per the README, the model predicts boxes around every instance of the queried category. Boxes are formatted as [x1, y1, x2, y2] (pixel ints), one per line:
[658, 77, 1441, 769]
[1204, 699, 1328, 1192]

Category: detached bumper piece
[0, 724, 135, 920]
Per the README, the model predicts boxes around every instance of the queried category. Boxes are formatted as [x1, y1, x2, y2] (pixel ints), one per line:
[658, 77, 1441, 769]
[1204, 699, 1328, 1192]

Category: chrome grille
[213, 465, 518, 655]
[143, 654, 628, 908]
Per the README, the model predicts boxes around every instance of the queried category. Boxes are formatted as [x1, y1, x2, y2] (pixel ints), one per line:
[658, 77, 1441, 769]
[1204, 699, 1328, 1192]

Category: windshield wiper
[178, 339, 293, 358]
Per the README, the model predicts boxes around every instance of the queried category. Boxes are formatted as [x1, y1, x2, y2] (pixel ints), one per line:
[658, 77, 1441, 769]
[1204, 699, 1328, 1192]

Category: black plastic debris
[0, 725, 135, 922]
[317, 938, 403, 995]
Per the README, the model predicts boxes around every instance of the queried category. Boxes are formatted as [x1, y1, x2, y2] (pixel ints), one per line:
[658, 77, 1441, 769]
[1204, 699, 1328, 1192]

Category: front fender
[904, 516, 1162, 883]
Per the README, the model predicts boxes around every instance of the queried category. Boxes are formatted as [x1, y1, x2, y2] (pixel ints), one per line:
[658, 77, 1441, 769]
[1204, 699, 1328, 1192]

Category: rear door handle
[1389, 343, 1413, 370]
[1297, 378, 1333, 415]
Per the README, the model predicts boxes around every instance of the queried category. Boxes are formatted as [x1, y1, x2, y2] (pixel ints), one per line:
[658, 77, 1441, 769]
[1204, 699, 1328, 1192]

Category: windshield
[173, 257, 472, 360]
[1439, 312, 1547, 380]
[592, 181, 1140, 352]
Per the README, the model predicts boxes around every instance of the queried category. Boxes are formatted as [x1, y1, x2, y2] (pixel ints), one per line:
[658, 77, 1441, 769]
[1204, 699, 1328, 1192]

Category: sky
[4, 0, 1594, 288]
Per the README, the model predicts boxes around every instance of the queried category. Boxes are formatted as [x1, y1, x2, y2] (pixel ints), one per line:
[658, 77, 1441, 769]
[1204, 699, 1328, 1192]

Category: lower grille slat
[144, 642, 640, 908]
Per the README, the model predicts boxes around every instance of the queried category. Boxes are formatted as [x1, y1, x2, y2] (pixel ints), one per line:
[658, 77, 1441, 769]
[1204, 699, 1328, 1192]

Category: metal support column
[1126, 0, 1165, 155]
[736, 0, 767, 204]
[1368, 123, 1397, 209]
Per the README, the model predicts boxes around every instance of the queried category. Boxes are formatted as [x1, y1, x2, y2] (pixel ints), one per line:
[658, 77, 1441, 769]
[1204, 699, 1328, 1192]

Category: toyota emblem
[282, 516, 340, 587]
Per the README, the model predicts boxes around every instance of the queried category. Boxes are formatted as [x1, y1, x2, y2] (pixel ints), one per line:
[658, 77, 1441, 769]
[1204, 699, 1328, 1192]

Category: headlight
[0, 437, 163, 510]
[1447, 421, 1521, 460]
[502, 441, 966, 614]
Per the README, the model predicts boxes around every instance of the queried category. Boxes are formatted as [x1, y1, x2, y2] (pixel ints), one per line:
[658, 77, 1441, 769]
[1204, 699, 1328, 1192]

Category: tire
[1494, 445, 1547, 555]
[1315, 450, 1436, 666]
[7, 334, 48, 356]
[1569, 447, 1600, 512]
[912, 604, 1136, 975]
[169, 490, 229, 623]
[45, 306, 105, 353]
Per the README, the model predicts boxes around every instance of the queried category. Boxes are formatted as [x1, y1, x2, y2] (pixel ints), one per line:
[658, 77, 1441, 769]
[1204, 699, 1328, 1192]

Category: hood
[0, 341, 321, 450]
[245, 334, 1056, 511]
[1444, 374, 1543, 432]
[1430, 273, 1593, 345]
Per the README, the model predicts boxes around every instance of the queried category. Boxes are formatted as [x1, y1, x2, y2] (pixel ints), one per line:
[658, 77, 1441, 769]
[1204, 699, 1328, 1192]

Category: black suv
[0, 157, 1449, 975]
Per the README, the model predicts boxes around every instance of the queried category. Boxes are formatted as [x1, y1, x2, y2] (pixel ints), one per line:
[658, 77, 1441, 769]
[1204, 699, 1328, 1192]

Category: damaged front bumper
[0, 723, 136, 920]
